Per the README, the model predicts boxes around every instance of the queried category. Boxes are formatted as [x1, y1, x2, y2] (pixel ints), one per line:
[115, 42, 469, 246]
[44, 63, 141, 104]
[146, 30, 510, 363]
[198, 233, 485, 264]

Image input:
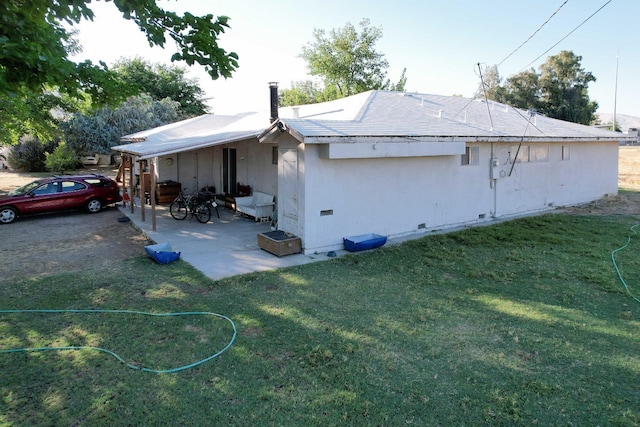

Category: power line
[520, 0, 613, 71]
[497, 0, 569, 68]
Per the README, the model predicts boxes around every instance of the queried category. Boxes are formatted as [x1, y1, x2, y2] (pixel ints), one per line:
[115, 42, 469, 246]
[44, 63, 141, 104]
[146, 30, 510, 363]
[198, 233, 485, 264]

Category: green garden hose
[611, 224, 640, 304]
[0, 309, 236, 374]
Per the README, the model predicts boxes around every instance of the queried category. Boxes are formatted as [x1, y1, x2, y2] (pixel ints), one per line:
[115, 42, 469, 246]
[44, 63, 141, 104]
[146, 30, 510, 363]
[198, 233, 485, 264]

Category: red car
[0, 174, 123, 224]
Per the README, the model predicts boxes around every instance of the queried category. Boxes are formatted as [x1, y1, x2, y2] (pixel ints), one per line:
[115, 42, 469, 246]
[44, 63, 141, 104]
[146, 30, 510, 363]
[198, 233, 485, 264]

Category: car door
[19, 181, 62, 214]
[59, 180, 90, 209]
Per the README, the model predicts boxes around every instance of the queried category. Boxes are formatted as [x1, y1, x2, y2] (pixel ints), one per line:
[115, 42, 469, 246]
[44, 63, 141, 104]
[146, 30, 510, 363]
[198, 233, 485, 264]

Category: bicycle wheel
[194, 203, 211, 223]
[170, 199, 188, 220]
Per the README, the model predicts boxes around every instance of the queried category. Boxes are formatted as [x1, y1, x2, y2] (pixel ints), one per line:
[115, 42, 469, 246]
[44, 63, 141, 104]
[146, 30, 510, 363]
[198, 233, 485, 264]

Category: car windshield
[8, 180, 42, 196]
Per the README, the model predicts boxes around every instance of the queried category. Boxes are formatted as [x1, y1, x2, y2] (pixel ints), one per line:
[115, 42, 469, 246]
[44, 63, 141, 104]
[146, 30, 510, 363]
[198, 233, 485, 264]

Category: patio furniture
[215, 183, 252, 210]
[235, 191, 275, 222]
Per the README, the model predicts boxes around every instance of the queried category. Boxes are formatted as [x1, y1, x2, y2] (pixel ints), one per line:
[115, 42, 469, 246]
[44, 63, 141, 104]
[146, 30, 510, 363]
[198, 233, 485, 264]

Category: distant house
[112, 89, 627, 255]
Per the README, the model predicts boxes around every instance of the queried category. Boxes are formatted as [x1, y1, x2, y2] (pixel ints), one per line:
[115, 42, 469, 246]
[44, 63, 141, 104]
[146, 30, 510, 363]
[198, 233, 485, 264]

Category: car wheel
[0, 207, 17, 224]
[86, 198, 103, 213]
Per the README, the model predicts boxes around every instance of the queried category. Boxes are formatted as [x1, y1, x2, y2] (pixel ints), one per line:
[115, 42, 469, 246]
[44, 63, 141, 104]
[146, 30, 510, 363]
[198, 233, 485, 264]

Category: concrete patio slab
[118, 200, 331, 281]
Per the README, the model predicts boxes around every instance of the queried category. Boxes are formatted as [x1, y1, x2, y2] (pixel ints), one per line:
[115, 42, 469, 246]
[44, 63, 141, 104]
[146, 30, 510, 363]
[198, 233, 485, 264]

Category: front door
[177, 151, 198, 192]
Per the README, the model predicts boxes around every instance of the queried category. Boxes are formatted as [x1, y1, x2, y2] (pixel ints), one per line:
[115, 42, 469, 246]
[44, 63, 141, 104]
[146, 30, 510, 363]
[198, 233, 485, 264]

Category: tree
[280, 19, 407, 105]
[0, 92, 66, 146]
[62, 94, 180, 155]
[279, 80, 345, 106]
[500, 69, 541, 112]
[111, 58, 209, 119]
[390, 68, 408, 92]
[0, 0, 238, 100]
[538, 51, 598, 124]
[45, 141, 80, 174]
[486, 51, 597, 125]
[1, 1, 238, 146]
[279, 81, 321, 106]
[480, 65, 504, 101]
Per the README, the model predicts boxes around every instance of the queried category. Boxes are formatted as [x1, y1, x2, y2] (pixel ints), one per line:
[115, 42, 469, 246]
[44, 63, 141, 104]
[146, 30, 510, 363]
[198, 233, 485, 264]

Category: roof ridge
[352, 90, 378, 122]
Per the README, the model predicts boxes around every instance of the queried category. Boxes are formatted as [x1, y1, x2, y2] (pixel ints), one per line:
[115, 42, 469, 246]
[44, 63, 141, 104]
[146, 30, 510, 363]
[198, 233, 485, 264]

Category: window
[562, 145, 570, 160]
[511, 145, 529, 163]
[272, 146, 278, 165]
[86, 178, 110, 187]
[61, 181, 86, 192]
[530, 145, 549, 162]
[33, 182, 58, 195]
[461, 146, 479, 166]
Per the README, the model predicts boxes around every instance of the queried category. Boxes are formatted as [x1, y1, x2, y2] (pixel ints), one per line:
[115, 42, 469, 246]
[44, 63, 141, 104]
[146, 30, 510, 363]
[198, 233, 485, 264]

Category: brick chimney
[269, 82, 279, 123]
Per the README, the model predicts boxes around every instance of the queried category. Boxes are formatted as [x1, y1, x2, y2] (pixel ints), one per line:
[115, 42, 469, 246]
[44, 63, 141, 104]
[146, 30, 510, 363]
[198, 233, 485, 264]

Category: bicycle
[169, 189, 212, 223]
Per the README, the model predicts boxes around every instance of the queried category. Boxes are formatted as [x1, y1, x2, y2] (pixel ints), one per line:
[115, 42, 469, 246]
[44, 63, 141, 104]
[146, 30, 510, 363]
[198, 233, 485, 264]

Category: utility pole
[613, 49, 619, 132]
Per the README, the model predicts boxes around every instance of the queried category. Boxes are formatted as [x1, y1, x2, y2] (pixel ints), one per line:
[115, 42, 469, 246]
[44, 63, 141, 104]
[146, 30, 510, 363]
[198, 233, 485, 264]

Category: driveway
[0, 207, 151, 284]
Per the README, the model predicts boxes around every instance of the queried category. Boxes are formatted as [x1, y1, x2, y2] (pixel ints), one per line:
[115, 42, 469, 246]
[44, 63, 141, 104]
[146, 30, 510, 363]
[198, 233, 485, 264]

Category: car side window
[85, 178, 110, 187]
[61, 181, 87, 193]
[32, 182, 58, 195]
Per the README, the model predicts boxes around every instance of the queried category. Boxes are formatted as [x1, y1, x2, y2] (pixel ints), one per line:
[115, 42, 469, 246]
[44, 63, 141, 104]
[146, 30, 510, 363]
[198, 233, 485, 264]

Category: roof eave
[112, 131, 262, 160]
[299, 135, 629, 144]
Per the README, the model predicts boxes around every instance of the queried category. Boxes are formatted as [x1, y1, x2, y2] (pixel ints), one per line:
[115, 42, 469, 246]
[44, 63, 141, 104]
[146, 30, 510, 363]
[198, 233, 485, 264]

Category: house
[112, 88, 627, 255]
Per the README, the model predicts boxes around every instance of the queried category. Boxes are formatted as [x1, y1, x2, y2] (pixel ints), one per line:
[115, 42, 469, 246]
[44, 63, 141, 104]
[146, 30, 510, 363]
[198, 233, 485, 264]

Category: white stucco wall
[491, 141, 618, 217]
[248, 143, 278, 196]
[293, 139, 618, 254]
[150, 135, 618, 256]
[156, 139, 277, 197]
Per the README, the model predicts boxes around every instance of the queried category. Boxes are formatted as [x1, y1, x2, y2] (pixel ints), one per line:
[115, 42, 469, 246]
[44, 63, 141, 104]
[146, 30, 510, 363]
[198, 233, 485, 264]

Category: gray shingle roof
[113, 90, 627, 159]
[278, 91, 624, 142]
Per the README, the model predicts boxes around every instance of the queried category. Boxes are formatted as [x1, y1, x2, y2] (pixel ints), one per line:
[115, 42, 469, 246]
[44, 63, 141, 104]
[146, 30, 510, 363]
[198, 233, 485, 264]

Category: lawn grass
[1, 213, 639, 426]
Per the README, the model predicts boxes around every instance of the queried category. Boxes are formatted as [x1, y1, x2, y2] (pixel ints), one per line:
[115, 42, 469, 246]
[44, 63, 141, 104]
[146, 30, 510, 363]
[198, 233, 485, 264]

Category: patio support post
[150, 161, 157, 231]
[118, 156, 126, 207]
[128, 157, 135, 214]
[139, 159, 146, 222]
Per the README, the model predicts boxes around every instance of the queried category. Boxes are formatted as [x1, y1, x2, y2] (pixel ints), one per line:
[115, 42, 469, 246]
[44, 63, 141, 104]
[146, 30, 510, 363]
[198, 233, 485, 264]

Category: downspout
[491, 141, 497, 218]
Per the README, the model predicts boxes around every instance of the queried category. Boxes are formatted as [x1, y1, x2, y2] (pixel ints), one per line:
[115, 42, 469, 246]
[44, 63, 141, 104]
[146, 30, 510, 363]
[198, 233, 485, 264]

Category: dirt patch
[563, 191, 640, 219]
[0, 166, 152, 283]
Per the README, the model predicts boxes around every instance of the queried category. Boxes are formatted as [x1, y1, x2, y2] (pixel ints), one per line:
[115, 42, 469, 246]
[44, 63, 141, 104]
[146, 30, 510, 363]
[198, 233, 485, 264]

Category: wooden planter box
[258, 231, 302, 257]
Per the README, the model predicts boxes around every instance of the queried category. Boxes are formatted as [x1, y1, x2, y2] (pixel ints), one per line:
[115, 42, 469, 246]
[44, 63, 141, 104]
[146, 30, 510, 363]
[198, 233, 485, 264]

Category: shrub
[6, 135, 56, 172]
[45, 141, 80, 174]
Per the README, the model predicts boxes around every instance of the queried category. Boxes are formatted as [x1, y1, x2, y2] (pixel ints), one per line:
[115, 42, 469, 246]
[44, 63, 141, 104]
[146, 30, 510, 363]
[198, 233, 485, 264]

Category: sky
[72, 0, 639, 119]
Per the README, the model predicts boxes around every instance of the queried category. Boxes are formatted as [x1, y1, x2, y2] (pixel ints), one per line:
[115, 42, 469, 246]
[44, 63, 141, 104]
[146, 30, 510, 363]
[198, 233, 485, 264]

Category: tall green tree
[0, 0, 238, 100]
[499, 69, 541, 112]
[538, 51, 597, 124]
[486, 51, 597, 125]
[112, 57, 209, 119]
[0, 0, 237, 146]
[280, 19, 407, 106]
[0, 93, 66, 146]
[480, 65, 504, 101]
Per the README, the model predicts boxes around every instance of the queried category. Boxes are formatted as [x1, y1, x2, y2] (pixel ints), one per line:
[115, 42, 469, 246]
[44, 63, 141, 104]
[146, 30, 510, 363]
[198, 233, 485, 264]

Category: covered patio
[119, 200, 325, 281]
